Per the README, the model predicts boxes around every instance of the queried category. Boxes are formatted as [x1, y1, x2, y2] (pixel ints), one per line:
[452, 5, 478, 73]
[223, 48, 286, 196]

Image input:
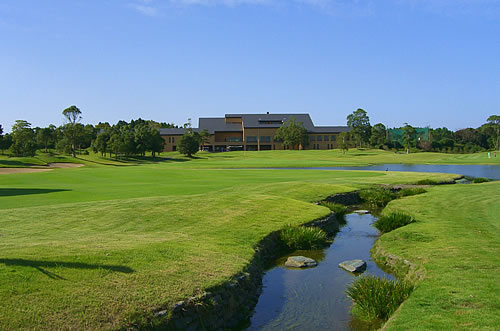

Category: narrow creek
[247, 212, 392, 330]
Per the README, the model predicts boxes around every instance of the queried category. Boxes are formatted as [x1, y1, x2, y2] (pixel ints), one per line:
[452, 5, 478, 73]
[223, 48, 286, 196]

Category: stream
[247, 213, 392, 330]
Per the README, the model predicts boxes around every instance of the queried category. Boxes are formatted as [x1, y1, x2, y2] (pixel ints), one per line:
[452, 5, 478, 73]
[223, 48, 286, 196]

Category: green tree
[10, 120, 37, 156]
[92, 129, 111, 157]
[274, 117, 308, 149]
[62, 105, 83, 157]
[200, 129, 211, 151]
[402, 122, 417, 154]
[347, 108, 371, 148]
[370, 123, 387, 147]
[487, 115, 500, 151]
[338, 132, 350, 154]
[148, 128, 165, 157]
[36, 125, 56, 152]
[178, 131, 201, 157]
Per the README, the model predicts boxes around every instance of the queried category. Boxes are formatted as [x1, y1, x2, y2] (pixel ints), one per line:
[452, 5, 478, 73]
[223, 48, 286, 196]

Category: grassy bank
[374, 182, 500, 329]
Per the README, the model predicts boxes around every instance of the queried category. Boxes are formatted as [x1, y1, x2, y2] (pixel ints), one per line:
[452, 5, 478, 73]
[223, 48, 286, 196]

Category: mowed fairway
[0, 151, 482, 329]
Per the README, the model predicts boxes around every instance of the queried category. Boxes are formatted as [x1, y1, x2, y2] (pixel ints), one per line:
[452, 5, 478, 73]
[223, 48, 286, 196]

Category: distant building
[160, 113, 350, 152]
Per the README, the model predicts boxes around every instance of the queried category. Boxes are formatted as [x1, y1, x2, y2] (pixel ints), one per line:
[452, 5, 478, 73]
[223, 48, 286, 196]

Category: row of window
[168, 137, 176, 144]
[312, 144, 336, 150]
[310, 135, 336, 142]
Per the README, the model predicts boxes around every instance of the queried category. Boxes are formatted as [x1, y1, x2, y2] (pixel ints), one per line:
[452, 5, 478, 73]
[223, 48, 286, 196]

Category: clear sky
[1, 0, 499, 133]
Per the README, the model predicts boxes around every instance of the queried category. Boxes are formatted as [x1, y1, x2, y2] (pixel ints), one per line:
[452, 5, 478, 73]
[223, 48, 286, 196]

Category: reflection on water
[264, 164, 500, 180]
[247, 213, 392, 330]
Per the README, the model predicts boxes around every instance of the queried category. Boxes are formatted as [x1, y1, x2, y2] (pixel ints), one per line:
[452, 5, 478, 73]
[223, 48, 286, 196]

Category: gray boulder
[353, 210, 370, 214]
[285, 256, 318, 268]
[339, 259, 367, 273]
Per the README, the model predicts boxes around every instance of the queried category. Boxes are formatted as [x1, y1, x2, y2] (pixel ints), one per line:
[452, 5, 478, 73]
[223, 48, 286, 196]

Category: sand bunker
[0, 168, 52, 175]
[47, 163, 84, 168]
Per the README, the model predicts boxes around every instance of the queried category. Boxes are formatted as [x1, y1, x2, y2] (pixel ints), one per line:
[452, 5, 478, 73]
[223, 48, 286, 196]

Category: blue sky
[1, 0, 499, 132]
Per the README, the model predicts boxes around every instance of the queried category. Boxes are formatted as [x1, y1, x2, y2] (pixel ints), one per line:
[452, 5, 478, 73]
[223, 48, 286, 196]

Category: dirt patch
[47, 163, 84, 168]
[0, 168, 53, 175]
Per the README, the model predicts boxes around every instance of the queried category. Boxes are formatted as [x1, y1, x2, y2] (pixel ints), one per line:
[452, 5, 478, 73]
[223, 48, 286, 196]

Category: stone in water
[339, 259, 367, 273]
[353, 210, 370, 214]
[285, 256, 318, 268]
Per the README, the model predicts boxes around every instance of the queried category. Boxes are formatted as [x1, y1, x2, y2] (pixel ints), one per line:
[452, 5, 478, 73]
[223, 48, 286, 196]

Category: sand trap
[0, 168, 52, 174]
[47, 163, 85, 168]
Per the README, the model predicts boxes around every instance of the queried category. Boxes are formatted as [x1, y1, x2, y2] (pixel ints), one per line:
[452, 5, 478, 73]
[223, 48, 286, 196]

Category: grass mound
[415, 179, 441, 185]
[320, 201, 348, 221]
[374, 212, 415, 233]
[359, 187, 396, 208]
[279, 225, 330, 250]
[346, 275, 414, 321]
[472, 177, 489, 183]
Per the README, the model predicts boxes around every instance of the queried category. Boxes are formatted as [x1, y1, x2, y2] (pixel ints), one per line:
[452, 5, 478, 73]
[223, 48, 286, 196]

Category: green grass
[279, 225, 330, 250]
[398, 187, 427, 197]
[320, 201, 348, 221]
[472, 177, 489, 183]
[359, 186, 396, 208]
[346, 275, 414, 321]
[373, 182, 500, 330]
[0, 149, 489, 329]
[374, 212, 415, 233]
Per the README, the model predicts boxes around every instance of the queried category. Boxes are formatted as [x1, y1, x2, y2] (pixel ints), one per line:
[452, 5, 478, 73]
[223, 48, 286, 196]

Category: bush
[415, 179, 439, 185]
[359, 187, 396, 208]
[320, 201, 348, 221]
[279, 225, 329, 250]
[398, 187, 427, 197]
[346, 275, 414, 321]
[374, 212, 415, 233]
[472, 177, 489, 183]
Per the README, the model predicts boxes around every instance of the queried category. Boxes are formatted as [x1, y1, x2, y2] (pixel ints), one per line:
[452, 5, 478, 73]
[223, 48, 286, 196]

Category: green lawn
[0, 149, 496, 329]
[375, 182, 500, 330]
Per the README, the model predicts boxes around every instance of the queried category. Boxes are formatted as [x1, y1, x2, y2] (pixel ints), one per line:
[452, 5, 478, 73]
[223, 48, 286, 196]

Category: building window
[168, 137, 171, 143]
[317, 136, 322, 141]
[172, 137, 175, 143]
[324, 135, 329, 141]
[260, 136, 271, 143]
[173, 146, 176, 151]
[331, 135, 336, 141]
[247, 136, 258, 143]
[310, 135, 316, 141]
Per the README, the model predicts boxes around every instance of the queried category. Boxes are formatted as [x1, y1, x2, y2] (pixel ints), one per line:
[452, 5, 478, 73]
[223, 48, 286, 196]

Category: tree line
[0, 106, 177, 157]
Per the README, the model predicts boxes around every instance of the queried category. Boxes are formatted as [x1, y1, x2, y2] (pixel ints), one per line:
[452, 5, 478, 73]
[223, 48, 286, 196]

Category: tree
[36, 125, 56, 152]
[338, 132, 350, 154]
[149, 128, 165, 157]
[487, 115, 500, 151]
[92, 129, 111, 157]
[62, 105, 83, 157]
[200, 129, 211, 151]
[347, 108, 371, 148]
[10, 120, 37, 156]
[178, 131, 201, 157]
[370, 123, 387, 147]
[274, 117, 308, 149]
[402, 122, 417, 154]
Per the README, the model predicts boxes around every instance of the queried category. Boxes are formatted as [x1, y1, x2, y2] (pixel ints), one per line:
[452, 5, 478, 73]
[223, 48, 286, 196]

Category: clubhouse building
[160, 113, 350, 152]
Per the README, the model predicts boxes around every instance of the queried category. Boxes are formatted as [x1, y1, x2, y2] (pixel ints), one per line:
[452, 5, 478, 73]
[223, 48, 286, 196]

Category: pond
[264, 164, 500, 180]
[247, 213, 392, 330]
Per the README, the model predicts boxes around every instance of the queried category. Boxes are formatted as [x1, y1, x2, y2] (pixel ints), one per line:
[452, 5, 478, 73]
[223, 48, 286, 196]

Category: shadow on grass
[0, 160, 37, 167]
[0, 258, 135, 280]
[0, 188, 71, 197]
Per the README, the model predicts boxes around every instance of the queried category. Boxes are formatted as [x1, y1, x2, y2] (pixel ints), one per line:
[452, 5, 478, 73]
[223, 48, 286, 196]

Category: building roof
[160, 113, 350, 135]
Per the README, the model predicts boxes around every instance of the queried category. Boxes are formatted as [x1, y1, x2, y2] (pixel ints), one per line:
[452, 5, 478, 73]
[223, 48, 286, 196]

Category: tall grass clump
[398, 187, 427, 197]
[346, 276, 414, 321]
[279, 225, 329, 250]
[359, 187, 396, 208]
[472, 177, 489, 183]
[320, 201, 348, 221]
[415, 179, 439, 185]
[374, 212, 415, 233]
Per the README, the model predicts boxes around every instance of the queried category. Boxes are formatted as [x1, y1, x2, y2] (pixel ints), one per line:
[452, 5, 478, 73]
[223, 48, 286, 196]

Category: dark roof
[159, 128, 200, 135]
[225, 113, 315, 130]
[198, 118, 242, 134]
[310, 126, 351, 133]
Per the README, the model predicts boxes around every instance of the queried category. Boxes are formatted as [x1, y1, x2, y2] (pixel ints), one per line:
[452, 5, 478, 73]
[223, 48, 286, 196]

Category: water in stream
[247, 213, 392, 330]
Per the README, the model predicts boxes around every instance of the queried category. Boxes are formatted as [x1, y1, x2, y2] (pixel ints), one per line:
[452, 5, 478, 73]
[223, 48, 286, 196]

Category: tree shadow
[0, 258, 134, 280]
[0, 160, 36, 167]
[0, 188, 71, 197]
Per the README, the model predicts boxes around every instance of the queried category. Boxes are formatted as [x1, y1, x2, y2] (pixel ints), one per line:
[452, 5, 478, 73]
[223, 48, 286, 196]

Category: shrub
[320, 201, 348, 221]
[279, 225, 329, 250]
[398, 187, 427, 197]
[415, 179, 439, 185]
[346, 275, 414, 321]
[374, 212, 415, 233]
[472, 177, 489, 183]
[359, 187, 396, 208]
